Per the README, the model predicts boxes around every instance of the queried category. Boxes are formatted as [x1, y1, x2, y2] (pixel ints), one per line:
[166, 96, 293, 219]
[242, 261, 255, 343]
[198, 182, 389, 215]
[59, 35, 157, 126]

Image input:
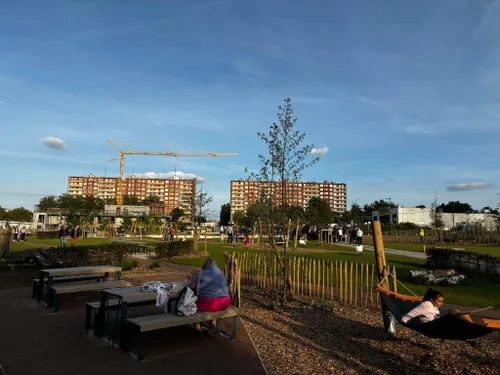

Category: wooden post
[349, 262, 353, 304]
[339, 261, 343, 303]
[322, 259, 325, 299]
[294, 222, 300, 250]
[372, 221, 396, 335]
[392, 266, 397, 294]
[204, 229, 207, 253]
[355, 262, 359, 306]
[258, 217, 264, 248]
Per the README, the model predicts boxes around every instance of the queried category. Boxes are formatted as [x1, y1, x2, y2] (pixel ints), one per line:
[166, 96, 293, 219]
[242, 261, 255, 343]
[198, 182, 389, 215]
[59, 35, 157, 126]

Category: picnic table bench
[93, 283, 187, 348]
[36, 265, 128, 311]
[124, 306, 239, 361]
[32, 273, 107, 300]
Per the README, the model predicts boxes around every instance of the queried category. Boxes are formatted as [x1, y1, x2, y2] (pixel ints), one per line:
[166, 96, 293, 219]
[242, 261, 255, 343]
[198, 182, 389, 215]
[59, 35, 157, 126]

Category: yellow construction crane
[106, 140, 238, 205]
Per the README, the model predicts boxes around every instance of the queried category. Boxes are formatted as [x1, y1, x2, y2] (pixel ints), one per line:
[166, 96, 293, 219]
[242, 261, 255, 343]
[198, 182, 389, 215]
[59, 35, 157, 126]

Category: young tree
[194, 185, 213, 226]
[170, 208, 185, 222]
[430, 198, 444, 230]
[219, 203, 231, 226]
[247, 97, 320, 301]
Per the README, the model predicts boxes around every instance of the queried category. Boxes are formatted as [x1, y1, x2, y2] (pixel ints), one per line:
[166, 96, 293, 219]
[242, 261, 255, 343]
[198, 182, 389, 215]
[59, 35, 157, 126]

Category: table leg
[95, 293, 108, 337]
[37, 271, 44, 303]
[46, 276, 54, 307]
[115, 271, 121, 281]
[118, 301, 128, 350]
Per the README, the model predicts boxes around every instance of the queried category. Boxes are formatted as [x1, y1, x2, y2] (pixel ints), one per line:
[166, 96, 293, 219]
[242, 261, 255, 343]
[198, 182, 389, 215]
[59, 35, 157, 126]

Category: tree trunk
[267, 222, 295, 297]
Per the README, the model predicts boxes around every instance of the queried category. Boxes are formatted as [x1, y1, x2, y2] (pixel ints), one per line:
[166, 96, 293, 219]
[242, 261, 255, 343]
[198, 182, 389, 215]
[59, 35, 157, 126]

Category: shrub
[36, 231, 59, 239]
[155, 240, 195, 258]
[121, 259, 140, 271]
[38, 243, 136, 267]
[426, 247, 500, 278]
[148, 260, 160, 269]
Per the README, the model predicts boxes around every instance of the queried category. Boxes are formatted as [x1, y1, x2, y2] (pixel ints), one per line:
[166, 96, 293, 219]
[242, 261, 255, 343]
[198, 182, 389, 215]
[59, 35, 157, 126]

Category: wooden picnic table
[37, 265, 122, 303]
[96, 282, 187, 348]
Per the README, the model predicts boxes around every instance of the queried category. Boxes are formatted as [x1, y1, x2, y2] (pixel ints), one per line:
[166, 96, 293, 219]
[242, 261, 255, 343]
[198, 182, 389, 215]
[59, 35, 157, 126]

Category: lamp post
[385, 197, 392, 235]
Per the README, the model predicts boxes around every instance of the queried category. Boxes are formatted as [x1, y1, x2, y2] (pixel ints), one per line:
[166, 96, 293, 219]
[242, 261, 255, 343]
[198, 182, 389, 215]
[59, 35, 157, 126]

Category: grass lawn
[362, 239, 500, 257]
[170, 242, 500, 308]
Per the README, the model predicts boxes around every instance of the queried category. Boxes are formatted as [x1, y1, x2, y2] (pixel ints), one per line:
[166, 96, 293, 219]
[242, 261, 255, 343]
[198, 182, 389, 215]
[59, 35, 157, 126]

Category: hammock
[377, 286, 500, 340]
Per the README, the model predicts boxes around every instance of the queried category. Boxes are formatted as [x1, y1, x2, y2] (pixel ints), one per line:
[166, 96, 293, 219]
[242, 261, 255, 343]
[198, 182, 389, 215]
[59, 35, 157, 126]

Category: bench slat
[128, 306, 239, 332]
[52, 280, 131, 294]
[33, 274, 106, 283]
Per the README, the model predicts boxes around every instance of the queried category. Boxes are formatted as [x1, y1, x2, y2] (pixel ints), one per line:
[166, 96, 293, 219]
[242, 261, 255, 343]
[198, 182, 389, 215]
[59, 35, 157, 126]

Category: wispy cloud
[311, 147, 329, 157]
[446, 182, 495, 192]
[357, 96, 389, 106]
[399, 125, 442, 136]
[39, 137, 67, 150]
[130, 171, 205, 182]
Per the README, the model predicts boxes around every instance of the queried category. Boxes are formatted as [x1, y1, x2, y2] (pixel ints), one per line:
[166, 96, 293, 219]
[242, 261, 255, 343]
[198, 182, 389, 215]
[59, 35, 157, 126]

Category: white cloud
[39, 137, 67, 150]
[311, 147, 329, 157]
[446, 182, 494, 192]
[130, 171, 205, 182]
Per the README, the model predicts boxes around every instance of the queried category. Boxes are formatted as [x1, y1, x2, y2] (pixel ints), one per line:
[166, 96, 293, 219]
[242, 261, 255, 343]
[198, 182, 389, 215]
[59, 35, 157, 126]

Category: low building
[372, 207, 497, 230]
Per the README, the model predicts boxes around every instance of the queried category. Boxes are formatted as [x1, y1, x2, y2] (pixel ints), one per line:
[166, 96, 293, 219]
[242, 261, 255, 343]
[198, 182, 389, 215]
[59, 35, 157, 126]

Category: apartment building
[67, 174, 196, 217]
[230, 180, 347, 218]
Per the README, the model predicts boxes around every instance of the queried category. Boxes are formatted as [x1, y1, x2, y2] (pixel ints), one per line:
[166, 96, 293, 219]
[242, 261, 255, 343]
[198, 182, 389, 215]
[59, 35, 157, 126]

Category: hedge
[426, 247, 500, 278]
[155, 240, 195, 258]
[36, 231, 60, 239]
[38, 243, 136, 267]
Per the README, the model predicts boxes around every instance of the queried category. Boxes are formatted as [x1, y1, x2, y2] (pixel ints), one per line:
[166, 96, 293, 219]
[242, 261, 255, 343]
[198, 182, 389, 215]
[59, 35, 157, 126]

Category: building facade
[230, 180, 347, 219]
[372, 207, 497, 230]
[67, 174, 196, 218]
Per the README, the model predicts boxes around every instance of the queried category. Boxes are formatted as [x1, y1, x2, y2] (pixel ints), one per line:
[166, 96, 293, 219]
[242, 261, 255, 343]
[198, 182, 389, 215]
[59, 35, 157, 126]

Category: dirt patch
[240, 285, 500, 375]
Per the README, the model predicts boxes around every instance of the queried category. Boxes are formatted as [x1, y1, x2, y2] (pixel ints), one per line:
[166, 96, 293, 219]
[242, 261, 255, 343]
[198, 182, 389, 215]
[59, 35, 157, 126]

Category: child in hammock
[401, 288, 444, 323]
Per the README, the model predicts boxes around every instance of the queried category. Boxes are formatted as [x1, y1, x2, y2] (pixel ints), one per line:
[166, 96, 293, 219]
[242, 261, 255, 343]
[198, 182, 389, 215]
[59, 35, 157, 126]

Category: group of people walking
[58, 225, 80, 247]
[331, 225, 364, 245]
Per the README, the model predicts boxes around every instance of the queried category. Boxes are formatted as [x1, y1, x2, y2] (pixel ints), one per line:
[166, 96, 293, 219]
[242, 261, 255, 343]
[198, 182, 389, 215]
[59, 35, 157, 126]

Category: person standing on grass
[58, 225, 68, 248]
[419, 228, 425, 243]
[244, 233, 250, 248]
[356, 227, 363, 246]
[70, 225, 80, 246]
[227, 225, 234, 244]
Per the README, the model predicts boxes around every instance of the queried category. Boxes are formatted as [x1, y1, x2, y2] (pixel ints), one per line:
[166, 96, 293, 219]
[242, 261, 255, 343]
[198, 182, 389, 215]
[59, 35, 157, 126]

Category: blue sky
[1, 0, 499, 215]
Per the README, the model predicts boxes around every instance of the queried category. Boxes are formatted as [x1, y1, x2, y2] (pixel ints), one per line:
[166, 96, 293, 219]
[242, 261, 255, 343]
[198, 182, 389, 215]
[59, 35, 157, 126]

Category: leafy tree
[144, 195, 161, 205]
[122, 195, 142, 206]
[232, 211, 246, 226]
[120, 217, 133, 234]
[362, 199, 397, 217]
[247, 98, 320, 301]
[195, 215, 207, 224]
[0, 206, 6, 220]
[35, 196, 58, 211]
[416, 205, 426, 209]
[170, 208, 185, 222]
[305, 197, 333, 227]
[3, 207, 33, 222]
[438, 201, 472, 214]
[219, 203, 231, 226]
[350, 203, 362, 224]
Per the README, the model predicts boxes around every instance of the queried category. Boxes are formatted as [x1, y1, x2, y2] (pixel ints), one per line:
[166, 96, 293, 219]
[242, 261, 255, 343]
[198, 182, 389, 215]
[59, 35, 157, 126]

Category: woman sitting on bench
[189, 258, 231, 335]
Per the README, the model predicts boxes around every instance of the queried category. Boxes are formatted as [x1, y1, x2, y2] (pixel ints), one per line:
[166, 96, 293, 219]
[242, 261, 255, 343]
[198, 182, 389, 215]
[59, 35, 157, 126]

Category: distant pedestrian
[419, 228, 425, 243]
[337, 228, 343, 242]
[13, 226, 19, 242]
[227, 225, 234, 244]
[20, 226, 26, 242]
[244, 234, 250, 248]
[356, 227, 363, 246]
[59, 225, 68, 248]
[70, 225, 80, 246]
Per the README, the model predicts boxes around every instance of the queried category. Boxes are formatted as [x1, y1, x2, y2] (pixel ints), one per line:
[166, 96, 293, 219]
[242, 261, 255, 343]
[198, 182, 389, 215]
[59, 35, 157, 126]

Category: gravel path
[240, 286, 500, 375]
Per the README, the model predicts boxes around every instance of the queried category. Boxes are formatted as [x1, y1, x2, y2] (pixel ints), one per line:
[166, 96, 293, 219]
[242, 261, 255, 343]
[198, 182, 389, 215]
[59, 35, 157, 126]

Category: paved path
[334, 242, 427, 260]
[0, 287, 267, 375]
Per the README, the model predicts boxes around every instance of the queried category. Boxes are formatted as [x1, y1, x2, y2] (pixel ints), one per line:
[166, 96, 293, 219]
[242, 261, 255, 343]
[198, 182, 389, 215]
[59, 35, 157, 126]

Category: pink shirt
[402, 301, 440, 323]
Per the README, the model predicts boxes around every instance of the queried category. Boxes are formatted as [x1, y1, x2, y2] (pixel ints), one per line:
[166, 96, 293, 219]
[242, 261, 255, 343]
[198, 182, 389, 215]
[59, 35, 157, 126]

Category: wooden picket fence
[229, 252, 398, 309]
